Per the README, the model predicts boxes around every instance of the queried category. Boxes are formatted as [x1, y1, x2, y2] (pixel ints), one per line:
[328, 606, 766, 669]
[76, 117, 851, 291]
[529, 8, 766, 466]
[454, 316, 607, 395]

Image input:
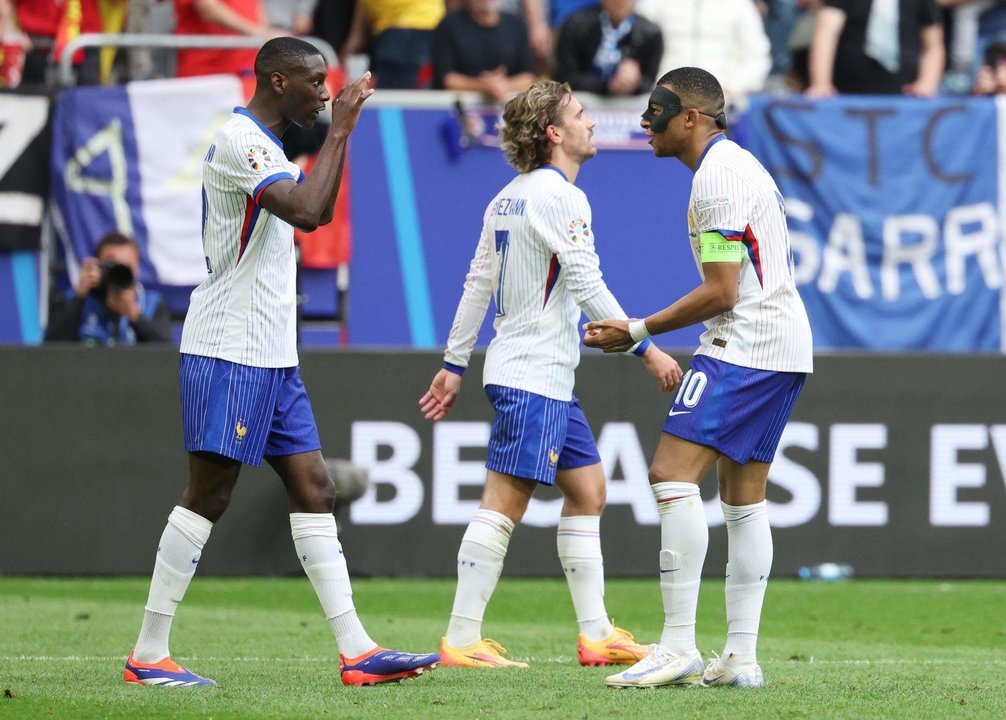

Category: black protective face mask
[641, 86, 680, 134]
[641, 86, 729, 133]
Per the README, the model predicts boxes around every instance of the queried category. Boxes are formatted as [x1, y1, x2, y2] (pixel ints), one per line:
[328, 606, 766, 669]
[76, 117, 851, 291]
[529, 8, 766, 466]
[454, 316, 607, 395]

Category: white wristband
[628, 319, 651, 343]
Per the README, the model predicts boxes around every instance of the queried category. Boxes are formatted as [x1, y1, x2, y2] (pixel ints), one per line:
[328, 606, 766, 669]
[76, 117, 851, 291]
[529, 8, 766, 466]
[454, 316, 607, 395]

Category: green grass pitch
[1, 577, 1004, 719]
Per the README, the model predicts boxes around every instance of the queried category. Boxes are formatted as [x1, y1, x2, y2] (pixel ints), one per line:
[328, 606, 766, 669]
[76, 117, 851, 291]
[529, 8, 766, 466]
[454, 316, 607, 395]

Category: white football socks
[445, 509, 513, 648]
[557, 515, 612, 642]
[652, 482, 708, 656]
[721, 500, 772, 661]
[134, 505, 213, 663]
[290, 513, 376, 659]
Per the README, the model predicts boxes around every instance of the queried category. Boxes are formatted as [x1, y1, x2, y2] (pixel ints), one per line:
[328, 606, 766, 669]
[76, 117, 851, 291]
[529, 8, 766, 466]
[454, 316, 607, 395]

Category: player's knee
[300, 470, 336, 512]
[193, 488, 233, 523]
[316, 476, 337, 511]
[584, 483, 606, 514]
[648, 463, 686, 486]
[562, 483, 605, 516]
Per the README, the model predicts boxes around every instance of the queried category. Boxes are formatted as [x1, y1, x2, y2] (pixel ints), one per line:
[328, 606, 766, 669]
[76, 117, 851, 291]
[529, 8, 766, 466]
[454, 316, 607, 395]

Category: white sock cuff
[557, 515, 602, 559]
[557, 515, 600, 533]
[472, 509, 515, 534]
[290, 512, 339, 540]
[463, 509, 514, 556]
[652, 481, 700, 501]
[721, 500, 768, 526]
[168, 506, 213, 549]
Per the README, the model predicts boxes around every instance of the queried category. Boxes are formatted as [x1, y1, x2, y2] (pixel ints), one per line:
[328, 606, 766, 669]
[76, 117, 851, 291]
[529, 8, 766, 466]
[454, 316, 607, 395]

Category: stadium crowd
[3, 0, 1006, 100]
[4, 0, 1005, 348]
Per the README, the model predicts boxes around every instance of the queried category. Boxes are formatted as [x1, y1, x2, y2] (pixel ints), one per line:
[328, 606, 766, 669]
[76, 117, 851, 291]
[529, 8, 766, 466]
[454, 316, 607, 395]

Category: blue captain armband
[443, 362, 466, 376]
[632, 338, 652, 357]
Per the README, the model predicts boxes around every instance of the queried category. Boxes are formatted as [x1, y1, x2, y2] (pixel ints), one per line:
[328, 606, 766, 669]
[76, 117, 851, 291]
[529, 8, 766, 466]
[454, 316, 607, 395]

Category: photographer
[45, 232, 172, 346]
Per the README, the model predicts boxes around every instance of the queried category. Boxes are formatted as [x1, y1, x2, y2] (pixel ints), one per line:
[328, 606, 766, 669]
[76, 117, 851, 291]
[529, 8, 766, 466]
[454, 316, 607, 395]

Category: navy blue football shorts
[662, 355, 806, 464]
[179, 354, 321, 466]
[484, 385, 602, 486]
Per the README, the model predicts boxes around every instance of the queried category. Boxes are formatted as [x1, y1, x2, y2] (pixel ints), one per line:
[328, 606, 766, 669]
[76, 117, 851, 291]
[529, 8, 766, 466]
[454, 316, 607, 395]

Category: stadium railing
[57, 33, 339, 87]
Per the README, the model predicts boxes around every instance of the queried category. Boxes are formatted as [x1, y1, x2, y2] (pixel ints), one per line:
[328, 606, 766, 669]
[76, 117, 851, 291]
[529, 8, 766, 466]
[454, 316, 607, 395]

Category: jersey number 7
[494, 230, 510, 317]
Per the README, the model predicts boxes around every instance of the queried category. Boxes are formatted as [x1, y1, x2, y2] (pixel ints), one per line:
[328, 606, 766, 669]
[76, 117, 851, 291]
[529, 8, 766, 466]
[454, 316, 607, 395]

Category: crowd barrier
[2, 346, 1004, 578]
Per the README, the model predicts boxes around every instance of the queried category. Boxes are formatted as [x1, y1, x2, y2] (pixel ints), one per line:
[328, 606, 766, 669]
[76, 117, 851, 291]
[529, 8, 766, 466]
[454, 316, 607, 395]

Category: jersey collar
[234, 107, 284, 148]
[539, 164, 568, 182]
[695, 133, 726, 172]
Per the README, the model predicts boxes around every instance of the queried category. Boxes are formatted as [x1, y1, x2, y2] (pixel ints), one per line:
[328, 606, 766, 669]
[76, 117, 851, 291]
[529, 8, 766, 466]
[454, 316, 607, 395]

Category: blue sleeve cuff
[632, 338, 652, 357]
[443, 362, 466, 376]
[252, 171, 295, 204]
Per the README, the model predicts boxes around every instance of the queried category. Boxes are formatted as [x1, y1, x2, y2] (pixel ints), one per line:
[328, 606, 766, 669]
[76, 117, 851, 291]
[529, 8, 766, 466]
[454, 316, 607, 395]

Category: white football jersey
[180, 108, 305, 368]
[687, 137, 813, 373]
[444, 165, 635, 401]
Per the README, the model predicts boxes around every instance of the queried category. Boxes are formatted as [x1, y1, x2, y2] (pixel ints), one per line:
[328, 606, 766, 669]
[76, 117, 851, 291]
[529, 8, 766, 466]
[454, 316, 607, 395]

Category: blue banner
[50, 84, 151, 280]
[349, 106, 702, 350]
[743, 95, 1002, 352]
[50, 76, 245, 287]
[45, 86, 703, 350]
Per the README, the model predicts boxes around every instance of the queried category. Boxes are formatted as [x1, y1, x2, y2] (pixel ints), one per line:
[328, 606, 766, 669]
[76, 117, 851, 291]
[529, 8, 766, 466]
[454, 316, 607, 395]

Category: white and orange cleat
[578, 626, 649, 666]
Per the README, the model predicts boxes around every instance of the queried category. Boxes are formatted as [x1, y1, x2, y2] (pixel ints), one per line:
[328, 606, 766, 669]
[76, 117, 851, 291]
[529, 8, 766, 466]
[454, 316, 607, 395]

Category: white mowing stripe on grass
[4, 655, 1006, 666]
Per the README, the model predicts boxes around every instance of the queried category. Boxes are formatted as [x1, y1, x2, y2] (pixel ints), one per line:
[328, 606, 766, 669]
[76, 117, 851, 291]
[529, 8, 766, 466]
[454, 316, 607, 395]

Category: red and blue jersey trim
[237, 196, 261, 264]
[742, 225, 764, 285]
[543, 254, 561, 308]
[252, 171, 295, 204]
[712, 226, 763, 286]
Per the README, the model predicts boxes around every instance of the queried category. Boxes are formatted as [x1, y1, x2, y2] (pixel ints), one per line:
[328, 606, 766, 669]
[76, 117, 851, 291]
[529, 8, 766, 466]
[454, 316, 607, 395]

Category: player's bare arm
[584, 261, 741, 353]
[259, 73, 374, 231]
[419, 369, 463, 421]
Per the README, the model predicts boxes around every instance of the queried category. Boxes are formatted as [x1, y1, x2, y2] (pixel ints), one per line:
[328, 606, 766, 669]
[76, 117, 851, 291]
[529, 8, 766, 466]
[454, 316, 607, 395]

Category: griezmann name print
[489, 198, 527, 217]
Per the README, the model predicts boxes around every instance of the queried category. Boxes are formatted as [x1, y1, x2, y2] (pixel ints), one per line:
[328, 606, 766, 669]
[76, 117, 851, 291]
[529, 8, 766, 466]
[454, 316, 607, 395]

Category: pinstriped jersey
[687, 137, 813, 373]
[444, 165, 635, 401]
[180, 108, 305, 368]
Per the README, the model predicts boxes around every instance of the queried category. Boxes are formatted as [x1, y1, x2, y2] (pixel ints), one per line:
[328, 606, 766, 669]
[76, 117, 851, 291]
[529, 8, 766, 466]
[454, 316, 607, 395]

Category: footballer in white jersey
[444, 165, 648, 403]
[180, 108, 305, 369]
[125, 39, 439, 690]
[587, 67, 812, 691]
[420, 80, 681, 671]
[686, 136, 813, 373]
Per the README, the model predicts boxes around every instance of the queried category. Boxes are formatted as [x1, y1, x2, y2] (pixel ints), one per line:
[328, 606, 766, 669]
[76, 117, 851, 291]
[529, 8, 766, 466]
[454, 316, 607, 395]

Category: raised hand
[330, 72, 375, 134]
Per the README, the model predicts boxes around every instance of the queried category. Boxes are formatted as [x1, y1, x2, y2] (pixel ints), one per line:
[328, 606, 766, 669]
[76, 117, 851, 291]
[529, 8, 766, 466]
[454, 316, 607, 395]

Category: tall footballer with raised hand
[123, 37, 439, 688]
[586, 67, 813, 689]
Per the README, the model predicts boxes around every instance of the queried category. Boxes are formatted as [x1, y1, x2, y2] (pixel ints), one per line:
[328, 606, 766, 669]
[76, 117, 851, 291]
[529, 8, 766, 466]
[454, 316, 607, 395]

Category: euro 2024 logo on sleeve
[246, 145, 277, 173]
[567, 219, 592, 246]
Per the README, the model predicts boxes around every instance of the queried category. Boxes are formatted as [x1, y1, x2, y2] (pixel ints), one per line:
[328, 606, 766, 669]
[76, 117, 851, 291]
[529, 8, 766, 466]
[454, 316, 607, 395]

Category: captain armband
[699, 232, 745, 263]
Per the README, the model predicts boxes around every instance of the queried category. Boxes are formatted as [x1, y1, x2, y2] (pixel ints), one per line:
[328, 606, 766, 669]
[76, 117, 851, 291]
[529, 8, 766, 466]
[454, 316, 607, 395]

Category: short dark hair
[254, 37, 325, 81]
[657, 67, 725, 115]
[95, 231, 136, 257]
[984, 41, 1006, 67]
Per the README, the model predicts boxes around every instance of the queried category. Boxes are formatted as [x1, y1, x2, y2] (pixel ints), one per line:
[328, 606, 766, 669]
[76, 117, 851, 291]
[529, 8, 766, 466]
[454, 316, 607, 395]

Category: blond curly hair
[499, 80, 572, 174]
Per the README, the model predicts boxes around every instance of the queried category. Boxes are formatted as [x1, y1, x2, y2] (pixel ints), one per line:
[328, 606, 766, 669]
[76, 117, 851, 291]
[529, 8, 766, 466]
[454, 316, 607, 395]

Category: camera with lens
[91, 261, 135, 302]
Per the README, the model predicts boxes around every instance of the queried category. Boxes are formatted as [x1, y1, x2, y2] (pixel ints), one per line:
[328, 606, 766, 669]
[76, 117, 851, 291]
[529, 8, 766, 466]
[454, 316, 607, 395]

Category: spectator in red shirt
[15, 0, 101, 84]
[174, 0, 279, 78]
